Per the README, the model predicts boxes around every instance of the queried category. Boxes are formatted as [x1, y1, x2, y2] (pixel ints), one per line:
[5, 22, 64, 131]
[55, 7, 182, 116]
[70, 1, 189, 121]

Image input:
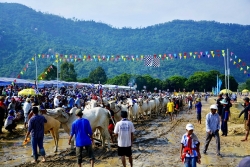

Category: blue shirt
[205, 112, 220, 133]
[68, 98, 75, 108]
[195, 102, 202, 114]
[70, 118, 92, 147]
[28, 114, 47, 138]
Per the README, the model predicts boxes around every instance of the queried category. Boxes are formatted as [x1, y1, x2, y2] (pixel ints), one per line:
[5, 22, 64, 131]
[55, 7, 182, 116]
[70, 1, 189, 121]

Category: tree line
[40, 63, 239, 92]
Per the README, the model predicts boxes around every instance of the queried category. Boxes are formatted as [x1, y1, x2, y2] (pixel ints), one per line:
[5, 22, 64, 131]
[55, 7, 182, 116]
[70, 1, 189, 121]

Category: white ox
[137, 98, 151, 119]
[158, 96, 169, 113]
[126, 98, 140, 122]
[85, 99, 98, 109]
[47, 107, 111, 150]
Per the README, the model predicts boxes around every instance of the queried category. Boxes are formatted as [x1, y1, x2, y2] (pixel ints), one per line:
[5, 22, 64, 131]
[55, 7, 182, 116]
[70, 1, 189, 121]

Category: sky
[0, 0, 250, 28]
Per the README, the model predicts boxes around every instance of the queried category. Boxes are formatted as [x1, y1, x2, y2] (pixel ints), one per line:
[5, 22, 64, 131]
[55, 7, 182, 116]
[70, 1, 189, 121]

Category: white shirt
[23, 102, 31, 114]
[54, 98, 60, 107]
[114, 118, 135, 147]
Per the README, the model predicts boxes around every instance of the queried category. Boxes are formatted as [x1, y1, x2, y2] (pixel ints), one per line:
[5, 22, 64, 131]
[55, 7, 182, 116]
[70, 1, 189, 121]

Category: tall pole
[217, 74, 219, 95]
[35, 54, 38, 89]
[57, 57, 59, 93]
[223, 50, 227, 92]
[227, 48, 230, 92]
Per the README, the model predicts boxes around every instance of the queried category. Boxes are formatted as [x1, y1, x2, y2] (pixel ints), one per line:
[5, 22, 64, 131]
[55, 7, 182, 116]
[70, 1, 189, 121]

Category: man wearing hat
[220, 99, 229, 136]
[53, 94, 61, 108]
[203, 104, 221, 156]
[195, 98, 202, 124]
[180, 123, 201, 166]
[68, 109, 95, 167]
[216, 94, 224, 117]
[23, 98, 32, 128]
[114, 111, 135, 167]
[239, 97, 250, 141]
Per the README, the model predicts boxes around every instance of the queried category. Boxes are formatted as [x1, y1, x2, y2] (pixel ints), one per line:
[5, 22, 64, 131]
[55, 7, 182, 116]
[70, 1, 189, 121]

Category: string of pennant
[16, 50, 250, 80]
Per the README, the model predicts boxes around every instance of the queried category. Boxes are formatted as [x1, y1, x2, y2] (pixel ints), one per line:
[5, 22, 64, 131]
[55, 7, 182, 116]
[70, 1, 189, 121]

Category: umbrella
[242, 89, 249, 93]
[219, 89, 232, 94]
[18, 88, 40, 96]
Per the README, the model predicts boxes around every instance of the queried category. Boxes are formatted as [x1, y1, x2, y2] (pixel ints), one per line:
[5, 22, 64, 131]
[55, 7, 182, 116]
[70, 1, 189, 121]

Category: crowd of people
[0, 84, 250, 167]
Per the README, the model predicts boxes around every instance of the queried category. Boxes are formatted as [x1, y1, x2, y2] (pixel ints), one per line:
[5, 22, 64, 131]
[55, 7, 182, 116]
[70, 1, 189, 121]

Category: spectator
[114, 111, 135, 167]
[180, 123, 201, 167]
[24, 107, 47, 163]
[23, 98, 32, 128]
[68, 109, 94, 167]
[4, 110, 19, 132]
[239, 97, 250, 141]
[195, 98, 202, 124]
[0, 96, 6, 134]
[203, 104, 221, 156]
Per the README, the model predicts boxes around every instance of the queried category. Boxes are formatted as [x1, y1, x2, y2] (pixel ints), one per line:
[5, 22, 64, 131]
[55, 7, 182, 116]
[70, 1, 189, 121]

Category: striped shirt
[205, 112, 220, 133]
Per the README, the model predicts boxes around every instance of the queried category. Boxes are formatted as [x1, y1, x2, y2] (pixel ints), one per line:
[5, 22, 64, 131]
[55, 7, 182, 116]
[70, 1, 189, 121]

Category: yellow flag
[239, 59, 241, 63]
[189, 52, 192, 56]
[84, 55, 86, 59]
[20, 71, 23, 75]
[55, 59, 58, 63]
[45, 72, 47, 74]
[56, 54, 59, 58]
[222, 50, 225, 53]
[240, 67, 243, 71]
[212, 54, 215, 58]
[32, 57, 34, 61]
[222, 53, 225, 57]
[234, 61, 236, 65]
[192, 90, 194, 95]
[184, 56, 186, 59]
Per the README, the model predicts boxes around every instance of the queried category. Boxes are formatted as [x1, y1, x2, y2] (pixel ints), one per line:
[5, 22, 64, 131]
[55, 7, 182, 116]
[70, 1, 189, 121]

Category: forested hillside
[0, 3, 250, 82]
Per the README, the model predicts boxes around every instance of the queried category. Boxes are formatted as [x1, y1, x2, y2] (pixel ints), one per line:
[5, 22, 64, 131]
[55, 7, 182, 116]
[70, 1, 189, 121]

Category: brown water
[0, 130, 70, 167]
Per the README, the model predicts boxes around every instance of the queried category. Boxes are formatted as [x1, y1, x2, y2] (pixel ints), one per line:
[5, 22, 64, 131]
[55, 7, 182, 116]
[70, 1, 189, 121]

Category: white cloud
[0, 0, 249, 28]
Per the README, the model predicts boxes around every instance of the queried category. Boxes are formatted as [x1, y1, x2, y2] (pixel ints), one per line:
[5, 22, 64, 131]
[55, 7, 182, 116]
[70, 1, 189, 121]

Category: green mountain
[0, 3, 250, 82]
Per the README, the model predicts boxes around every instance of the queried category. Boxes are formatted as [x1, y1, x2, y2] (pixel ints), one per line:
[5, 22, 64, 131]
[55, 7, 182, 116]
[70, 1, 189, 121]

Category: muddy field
[0, 97, 250, 167]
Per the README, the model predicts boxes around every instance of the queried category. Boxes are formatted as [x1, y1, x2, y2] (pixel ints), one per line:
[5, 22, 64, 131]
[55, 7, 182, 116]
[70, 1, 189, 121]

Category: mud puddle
[0, 131, 70, 167]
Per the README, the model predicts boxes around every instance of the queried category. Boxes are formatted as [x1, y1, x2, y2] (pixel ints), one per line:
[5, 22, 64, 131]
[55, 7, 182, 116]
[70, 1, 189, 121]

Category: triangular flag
[233, 61, 236, 65]
[231, 52, 233, 56]
[247, 66, 250, 70]
[239, 59, 241, 63]
[240, 67, 243, 71]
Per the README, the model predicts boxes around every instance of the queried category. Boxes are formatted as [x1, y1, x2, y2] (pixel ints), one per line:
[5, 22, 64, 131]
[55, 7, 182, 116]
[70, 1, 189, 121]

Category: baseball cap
[75, 109, 83, 116]
[186, 123, 194, 131]
[210, 104, 218, 110]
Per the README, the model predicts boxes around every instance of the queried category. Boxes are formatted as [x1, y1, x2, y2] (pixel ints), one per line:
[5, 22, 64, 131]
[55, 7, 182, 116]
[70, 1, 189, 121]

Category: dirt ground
[1, 97, 250, 167]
